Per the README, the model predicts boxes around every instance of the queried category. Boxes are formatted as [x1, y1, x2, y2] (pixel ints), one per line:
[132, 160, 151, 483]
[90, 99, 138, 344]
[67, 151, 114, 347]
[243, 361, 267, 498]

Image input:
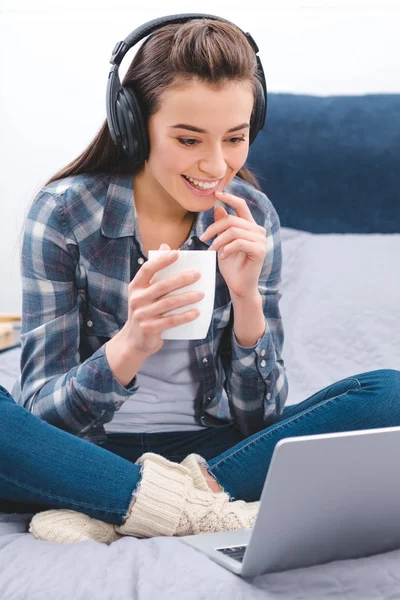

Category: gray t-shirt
[104, 340, 205, 433]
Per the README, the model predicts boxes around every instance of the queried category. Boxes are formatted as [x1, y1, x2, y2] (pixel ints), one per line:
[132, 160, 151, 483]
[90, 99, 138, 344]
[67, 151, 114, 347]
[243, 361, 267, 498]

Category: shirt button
[87, 320, 93, 328]
[266, 393, 271, 400]
[137, 257, 145, 265]
[202, 358, 208, 364]
[260, 360, 266, 367]
[261, 349, 266, 356]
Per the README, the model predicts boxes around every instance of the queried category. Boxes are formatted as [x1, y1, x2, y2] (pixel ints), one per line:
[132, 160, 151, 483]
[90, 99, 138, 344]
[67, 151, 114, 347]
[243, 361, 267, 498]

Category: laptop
[181, 425, 400, 577]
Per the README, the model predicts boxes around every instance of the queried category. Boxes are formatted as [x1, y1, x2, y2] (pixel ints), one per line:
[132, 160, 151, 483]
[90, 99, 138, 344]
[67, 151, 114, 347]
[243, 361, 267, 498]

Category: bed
[1, 93, 399, 599]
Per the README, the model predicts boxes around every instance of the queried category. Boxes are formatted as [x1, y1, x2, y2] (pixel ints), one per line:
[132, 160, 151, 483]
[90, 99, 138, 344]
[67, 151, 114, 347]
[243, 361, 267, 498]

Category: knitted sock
[29, 509, 121, 544]
[28, 456, 214, 543]
[181, 455, 255, 501]
[29, 454, 259, 544]
[116, 453, 259, 538]
[180, 453, 213, 492]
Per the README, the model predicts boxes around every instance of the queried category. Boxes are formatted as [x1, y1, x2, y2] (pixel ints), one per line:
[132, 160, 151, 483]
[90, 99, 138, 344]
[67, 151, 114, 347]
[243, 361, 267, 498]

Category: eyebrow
[169, 122, 250, 133]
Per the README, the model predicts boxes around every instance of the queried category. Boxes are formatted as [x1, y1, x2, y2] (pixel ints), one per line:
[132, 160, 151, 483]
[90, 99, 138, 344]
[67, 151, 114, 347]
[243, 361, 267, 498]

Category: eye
[229, 137, 246, 145]
[178, 138, 198, 147]
[177, 137, 246, 147]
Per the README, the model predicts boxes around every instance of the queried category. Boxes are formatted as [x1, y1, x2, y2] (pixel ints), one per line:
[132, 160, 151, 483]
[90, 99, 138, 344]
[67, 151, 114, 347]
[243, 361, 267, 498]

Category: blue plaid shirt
[12, 172, 288, 444]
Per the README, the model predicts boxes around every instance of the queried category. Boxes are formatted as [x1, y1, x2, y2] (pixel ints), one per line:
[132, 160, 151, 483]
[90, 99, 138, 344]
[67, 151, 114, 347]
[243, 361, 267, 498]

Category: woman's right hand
[120, 243, 204, 357]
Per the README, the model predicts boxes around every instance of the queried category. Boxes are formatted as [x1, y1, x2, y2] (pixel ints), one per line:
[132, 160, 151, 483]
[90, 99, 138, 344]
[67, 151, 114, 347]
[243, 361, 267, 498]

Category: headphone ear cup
[249, 79, 266, 145]
[117, 86, 149, 165]
[249, 102, 261, 145]
[114, 89, 136, 159]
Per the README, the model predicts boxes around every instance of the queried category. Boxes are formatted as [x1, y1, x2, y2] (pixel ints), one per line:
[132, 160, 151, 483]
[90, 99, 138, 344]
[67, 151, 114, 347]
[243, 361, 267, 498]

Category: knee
[362, 369, 400, 397]
[374, 369, 400, 387]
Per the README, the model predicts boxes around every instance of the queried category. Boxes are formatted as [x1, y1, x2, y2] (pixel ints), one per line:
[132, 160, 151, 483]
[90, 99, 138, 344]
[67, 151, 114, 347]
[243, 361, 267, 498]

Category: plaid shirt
[13, 172, 288, 444]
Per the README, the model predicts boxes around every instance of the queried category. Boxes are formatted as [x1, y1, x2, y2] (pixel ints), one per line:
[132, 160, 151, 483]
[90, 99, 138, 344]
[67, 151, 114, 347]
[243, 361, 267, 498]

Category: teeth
[184, 176, 219, 190]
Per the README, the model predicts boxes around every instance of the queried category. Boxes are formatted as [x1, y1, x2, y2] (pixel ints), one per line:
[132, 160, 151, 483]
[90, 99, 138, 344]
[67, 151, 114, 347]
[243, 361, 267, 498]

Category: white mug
[147, 250, 216, 340]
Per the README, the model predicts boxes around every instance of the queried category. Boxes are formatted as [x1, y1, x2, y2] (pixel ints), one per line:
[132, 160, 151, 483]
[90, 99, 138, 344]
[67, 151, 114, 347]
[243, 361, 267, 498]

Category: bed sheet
[1, 515, 400, 599]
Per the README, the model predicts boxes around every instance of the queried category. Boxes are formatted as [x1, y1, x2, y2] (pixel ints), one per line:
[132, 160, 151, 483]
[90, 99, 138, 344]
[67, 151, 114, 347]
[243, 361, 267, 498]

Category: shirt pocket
[83, 303, 121, 339]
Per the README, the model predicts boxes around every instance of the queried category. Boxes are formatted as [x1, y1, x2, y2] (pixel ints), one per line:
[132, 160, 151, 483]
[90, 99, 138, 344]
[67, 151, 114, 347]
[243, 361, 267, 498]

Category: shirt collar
[101, 172, 237, 245]
[101, 173, 137, 239]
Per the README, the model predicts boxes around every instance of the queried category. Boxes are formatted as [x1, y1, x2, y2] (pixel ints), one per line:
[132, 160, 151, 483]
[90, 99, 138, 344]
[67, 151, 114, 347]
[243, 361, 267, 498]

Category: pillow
[279, 227, 400, 405]
[247, 93, 400, 233]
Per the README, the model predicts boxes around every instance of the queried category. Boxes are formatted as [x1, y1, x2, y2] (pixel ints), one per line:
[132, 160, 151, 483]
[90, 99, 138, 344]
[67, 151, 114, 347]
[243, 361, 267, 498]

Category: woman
[2, 16, 399, 544]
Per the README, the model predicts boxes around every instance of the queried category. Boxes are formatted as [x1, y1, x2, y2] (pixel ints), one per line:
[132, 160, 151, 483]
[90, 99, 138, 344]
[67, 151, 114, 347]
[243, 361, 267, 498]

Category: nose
[198, 144, 227, 179]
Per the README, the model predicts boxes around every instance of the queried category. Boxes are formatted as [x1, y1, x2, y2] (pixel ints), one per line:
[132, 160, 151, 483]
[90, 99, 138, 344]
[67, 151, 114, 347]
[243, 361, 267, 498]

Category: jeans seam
[0, 471, 127, 517]
[210, 378, 362, 470]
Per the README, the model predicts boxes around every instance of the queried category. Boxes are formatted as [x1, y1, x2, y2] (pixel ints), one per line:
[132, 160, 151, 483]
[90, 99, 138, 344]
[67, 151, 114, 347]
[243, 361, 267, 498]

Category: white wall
[1, 0, 399, 313]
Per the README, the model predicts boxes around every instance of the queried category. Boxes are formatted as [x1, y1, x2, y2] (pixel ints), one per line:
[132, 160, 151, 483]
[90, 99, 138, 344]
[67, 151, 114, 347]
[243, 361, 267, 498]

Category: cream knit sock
[116, 453, 259, 538]
[180, 453, 212, 492]
[181, 455, 257, 502]
[29, 509, 121, 544]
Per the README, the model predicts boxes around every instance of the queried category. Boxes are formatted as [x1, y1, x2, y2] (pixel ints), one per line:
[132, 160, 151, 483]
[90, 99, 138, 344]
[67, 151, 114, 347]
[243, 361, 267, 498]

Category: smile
[182, 175, 220, 190]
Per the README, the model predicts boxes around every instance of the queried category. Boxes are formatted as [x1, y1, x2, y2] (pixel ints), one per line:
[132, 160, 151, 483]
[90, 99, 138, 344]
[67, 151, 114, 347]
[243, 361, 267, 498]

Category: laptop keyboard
[216, 545, 248, 562]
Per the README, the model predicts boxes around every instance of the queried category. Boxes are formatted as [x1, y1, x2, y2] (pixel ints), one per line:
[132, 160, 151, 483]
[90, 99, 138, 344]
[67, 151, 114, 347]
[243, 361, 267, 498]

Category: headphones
[106, 13, 267, 167]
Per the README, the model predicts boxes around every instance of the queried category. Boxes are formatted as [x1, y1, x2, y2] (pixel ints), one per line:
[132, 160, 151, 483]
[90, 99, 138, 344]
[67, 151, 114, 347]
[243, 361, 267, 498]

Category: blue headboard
[247, 93, 400, 233]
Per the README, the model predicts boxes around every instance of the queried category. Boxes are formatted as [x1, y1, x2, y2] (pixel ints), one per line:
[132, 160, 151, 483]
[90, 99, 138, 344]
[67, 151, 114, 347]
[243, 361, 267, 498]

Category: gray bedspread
[1, 514, 400, 599]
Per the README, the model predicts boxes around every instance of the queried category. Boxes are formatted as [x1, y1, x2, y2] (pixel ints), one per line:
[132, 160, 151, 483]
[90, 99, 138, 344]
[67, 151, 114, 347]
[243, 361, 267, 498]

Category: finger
[209, 227, 258, 252]
[135, 288, 204, 321]
[131, 248, 178, 288]
[139, 308, 201, 336]
[201, 214, 256, 243]
[213, 205, 227, 221]
[130, 269, 202, 312]
[215, 191, 256, 223]
[219, 239, 266, 261]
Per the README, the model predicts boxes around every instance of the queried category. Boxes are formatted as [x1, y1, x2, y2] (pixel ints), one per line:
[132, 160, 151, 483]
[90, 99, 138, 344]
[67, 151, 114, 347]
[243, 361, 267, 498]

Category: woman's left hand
[199, 191, 267, 300]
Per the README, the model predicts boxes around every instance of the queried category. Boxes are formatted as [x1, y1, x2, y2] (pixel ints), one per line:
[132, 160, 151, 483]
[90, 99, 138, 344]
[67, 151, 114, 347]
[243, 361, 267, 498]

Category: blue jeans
[1, 369, 399, 525]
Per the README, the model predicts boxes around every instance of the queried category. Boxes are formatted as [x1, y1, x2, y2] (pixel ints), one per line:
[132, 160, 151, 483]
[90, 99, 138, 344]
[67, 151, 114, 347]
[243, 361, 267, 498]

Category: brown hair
[43, 18, 262, 190]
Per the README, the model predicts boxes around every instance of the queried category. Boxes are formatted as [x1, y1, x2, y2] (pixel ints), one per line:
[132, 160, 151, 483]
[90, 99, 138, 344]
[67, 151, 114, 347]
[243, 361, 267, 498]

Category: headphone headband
[106, 13, 267, 165]
[109, 13, 260, 66]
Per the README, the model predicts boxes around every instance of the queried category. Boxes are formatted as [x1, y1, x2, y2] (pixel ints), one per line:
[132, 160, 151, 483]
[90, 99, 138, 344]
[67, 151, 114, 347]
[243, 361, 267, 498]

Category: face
[142, 78, 254, 217]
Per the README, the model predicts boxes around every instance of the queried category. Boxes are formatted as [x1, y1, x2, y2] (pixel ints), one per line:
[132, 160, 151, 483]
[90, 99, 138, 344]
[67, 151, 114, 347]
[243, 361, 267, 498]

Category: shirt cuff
[83, 344, 140, 405]
[231, 319, 273, 379]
